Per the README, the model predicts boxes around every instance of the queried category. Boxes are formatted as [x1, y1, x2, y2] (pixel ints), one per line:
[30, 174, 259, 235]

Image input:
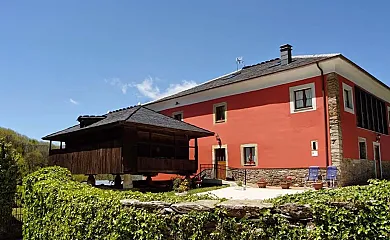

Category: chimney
[280, 44, 292, 65]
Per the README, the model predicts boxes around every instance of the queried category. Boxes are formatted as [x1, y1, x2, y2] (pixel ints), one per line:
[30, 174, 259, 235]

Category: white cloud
[105, 78, 132, 94]
[134, 77, 197, 100]
[69, 98, 79, 105]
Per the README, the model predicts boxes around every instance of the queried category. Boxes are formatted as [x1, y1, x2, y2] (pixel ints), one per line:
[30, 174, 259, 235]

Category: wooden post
[195, 138, 198, 170]
[173, 134, 176, 159]
[49, 140, 52, 151]
[60, 141, 63, 150]
[87, 175, 95, 186]
[149, 132, 152, 157]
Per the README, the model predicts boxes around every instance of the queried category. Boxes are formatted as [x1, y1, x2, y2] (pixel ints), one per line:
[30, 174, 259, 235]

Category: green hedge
[24, 167, 390, 239]
[269, 179, 390, 239]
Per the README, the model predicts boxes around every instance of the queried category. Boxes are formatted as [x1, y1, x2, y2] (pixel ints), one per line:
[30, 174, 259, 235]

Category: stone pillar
[123, 174, 133, 189]
[87, 175, 95, 186]
[326, 73, 344, 185]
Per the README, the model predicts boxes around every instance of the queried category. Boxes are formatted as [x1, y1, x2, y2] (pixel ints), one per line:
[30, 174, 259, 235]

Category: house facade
[146, 44, 390, 186]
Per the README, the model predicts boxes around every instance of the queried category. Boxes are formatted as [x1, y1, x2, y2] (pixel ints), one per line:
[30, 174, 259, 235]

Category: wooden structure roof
[43, 105, 214, 141]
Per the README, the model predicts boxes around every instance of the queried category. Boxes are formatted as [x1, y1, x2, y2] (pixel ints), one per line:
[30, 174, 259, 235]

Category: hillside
[0, 127, 49, 181]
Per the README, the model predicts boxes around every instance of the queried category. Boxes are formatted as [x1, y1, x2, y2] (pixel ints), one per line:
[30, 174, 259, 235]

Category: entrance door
[374, 143, 382, 179]
[214, 148, 226, 180]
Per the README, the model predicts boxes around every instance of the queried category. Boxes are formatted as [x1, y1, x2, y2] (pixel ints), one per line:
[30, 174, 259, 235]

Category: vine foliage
[23, 167, 390, 239]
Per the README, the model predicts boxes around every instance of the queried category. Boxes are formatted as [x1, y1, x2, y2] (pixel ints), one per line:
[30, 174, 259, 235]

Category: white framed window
[213, 102, 227, 124]
[342, 83, 354, 114]
[172, 111, 183, 121]
[358, 137, 367, 159]
[311, 140, 318, 157]
[289, 83, 316, 113]
[311, 140, 318, 151]
[240, 143, 258, 166]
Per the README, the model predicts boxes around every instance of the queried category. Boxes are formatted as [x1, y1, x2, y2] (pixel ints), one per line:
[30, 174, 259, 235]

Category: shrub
[0, 139, 20, 236]
[23, 167, 390, 239]
[269, 179, 390, 239]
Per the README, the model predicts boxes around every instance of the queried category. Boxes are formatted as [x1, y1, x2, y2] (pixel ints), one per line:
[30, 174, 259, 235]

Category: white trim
[240, 143, 258, 167]
[172, 111, 183, 121]
[146, 57, 390, 112]
[358, 137, 367, 160]
[213, 102, 227, 124]
[146, 59, 336, 111]
[289, 82, 316, 113]
[373, 142, 382, 178]
[342, 82, 355, 114]
[373, 142, 381, 160]
[335, 58, 390, 103]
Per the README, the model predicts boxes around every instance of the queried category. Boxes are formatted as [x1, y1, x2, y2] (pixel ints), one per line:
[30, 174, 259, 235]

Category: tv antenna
[236, 57, 244, 71]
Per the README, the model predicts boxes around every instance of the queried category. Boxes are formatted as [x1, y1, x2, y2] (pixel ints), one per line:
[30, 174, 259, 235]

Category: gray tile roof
[43, 106, 213, 140]
[146, 54, 340, 104]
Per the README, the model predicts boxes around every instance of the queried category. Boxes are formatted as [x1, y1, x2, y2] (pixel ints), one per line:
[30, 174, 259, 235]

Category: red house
[146, 44, 390, 186]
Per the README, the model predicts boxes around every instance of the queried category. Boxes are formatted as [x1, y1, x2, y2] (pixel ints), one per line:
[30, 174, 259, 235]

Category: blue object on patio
[325, 166, 338, 188]
[305, 166, 320, 187]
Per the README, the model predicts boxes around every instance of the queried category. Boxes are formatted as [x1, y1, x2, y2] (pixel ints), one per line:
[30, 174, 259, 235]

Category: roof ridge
[292, 53, 340, 58]
[123, 105, 142, 121]
[108, 105, 140, 114]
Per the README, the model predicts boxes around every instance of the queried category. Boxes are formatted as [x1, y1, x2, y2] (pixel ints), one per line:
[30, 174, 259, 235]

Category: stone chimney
[280, 44, 292, 65]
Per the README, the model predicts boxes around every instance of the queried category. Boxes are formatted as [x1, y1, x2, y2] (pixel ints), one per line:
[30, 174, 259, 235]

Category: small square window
[243, 147, 256, 165]
[289, 83, 316, 113]
[358, 138, 367, 159]
[342, 83, 354, 114]
[241, 144, 257, 166]
[172, 111, 183, 121]
[294, 88, 313, 109]
[213, 102, 227, 123]
[311, 140, 318, 151]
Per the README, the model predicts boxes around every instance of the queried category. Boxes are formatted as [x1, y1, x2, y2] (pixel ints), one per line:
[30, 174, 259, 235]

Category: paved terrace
[199, 183, 307, 200]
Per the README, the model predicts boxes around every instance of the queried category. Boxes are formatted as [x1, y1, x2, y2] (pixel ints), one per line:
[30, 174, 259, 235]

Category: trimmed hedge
[24, 167, 390, 239]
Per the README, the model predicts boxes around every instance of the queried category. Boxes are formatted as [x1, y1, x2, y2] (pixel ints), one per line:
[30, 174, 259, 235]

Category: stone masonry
[326, 73, 344, 185]
[229, 168, 316, 187]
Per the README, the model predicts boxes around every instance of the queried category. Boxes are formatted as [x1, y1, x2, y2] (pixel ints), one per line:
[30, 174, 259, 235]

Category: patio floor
[199, 185, 307, 200]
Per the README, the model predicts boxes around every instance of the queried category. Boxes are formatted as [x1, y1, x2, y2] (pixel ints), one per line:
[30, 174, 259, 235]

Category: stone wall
[228, 168, 324, 186]
[341, 158, 376, 186]
[382, 161, 390, 179]
[121, 199, 312, 222]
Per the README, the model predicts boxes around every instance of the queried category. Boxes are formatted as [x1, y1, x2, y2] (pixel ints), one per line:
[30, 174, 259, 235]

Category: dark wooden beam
[49, 140, 52, 151]
[149, 131, 152, 158]
[173, 133, 176, 159]
[195, 138, 198, 170]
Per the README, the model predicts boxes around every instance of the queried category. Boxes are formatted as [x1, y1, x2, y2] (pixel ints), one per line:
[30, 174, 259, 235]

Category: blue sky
[1, 1, 390, 140]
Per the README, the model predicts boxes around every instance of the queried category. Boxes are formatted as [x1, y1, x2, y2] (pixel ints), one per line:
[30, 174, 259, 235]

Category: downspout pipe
[316, 62, 330, 167]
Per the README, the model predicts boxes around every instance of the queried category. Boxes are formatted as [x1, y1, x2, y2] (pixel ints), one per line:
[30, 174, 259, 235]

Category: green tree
[0, 127, 50, 180]
[0, 139, 20, 235]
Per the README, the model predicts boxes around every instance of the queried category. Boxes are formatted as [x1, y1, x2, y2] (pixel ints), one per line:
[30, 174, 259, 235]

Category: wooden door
[374, 144, 382, 179]
[214, 148, 226, 180]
